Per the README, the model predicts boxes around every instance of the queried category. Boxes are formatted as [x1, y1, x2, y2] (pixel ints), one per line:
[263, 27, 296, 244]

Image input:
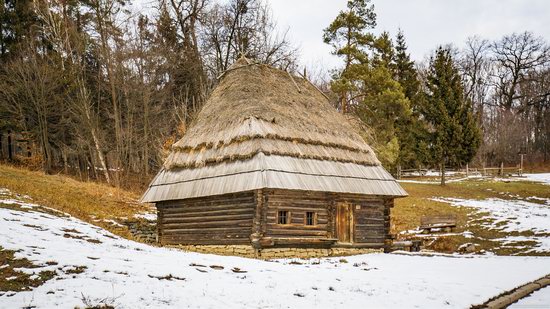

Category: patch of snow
[489, 173, 550, 185]
[509, 286, 550, 308]
[433, 197, 550, 235]
[433, 197, 550, 252]
[101, 219, 124, 227]
[0, 188, 11, 195]
[522, 173, 550, 185]
[399, 173, 550, 186]
[398, 175, 481, 184]
[0, 196, 550, 308]
[134, 212, 157, 221]
[0, 198, 41, 209]
[527, 196, 550, 204]
[496, 236, 550, 254]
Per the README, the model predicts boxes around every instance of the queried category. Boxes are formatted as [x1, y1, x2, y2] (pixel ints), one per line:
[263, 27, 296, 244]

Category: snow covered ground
[1, 192, 550, 308]
[398, 172, 550, 185]
[510, 286, 550, 308]
[433, 197, 550, 253]
[523, 173, 550, 185]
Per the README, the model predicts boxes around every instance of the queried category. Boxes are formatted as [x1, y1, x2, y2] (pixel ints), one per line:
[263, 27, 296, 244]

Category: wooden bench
[419, 215, 457, 233]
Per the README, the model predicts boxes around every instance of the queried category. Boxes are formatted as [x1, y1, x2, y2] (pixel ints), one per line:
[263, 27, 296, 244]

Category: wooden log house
[141, 58, 407, 251]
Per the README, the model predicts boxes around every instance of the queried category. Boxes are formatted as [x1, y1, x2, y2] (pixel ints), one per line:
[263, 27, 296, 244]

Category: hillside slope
[0, 164, 154, 239]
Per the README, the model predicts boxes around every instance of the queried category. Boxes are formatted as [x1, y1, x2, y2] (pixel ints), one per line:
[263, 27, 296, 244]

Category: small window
[277, 211, 289, 224]
[305, 212, 316, 226]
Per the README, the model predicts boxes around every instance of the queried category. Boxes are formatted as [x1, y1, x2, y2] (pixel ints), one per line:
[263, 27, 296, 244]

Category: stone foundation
[125, 220, 157, 243]
[171, 245, 382, 259]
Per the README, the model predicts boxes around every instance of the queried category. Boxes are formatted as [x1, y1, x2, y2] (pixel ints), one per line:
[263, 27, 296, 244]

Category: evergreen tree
[394, 30, 419, 100]
[356, 31, 411, 169]
[356, 58, 411, 169]
[324, 2, 412, 170]
[393, 30, 430, 170]
[422, 47, 481, 185]
[323, 0, 376, 113]
[0, 0, 37, 61]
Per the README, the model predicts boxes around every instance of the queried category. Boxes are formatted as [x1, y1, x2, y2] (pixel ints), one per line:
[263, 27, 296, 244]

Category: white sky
[268, 0, 550, 70]
[134, 0, 550, 71]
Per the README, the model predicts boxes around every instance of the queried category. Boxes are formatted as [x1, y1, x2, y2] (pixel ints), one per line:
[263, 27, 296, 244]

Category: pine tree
[422, 47, 481, 185]
[0, 0, 38, 61]
[324, 2, 412, 170]
[393, 30, 430, 170]
[394, 30, 419, 101]
[355, 58, 411, 169]
[323, 0, 376, 113]
[356, 31, 411, 169]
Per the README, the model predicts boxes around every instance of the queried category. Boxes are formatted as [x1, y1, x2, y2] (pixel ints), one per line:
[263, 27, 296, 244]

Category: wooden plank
[161, 219, 253, 229]
[162, 226, 250, 234]
[265, 229, 329, 237]
[161, 238, 250, 244]
[162, 208, 253, 218]
[162, 202, 254, 213]
[163, 211, 253, 219]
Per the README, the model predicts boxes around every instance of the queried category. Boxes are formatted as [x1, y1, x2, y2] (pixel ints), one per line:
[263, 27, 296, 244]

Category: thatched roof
[142, 58, 406, 203]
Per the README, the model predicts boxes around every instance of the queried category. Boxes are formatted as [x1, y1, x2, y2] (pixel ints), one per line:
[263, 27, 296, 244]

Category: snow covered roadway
[1, 194, 550, 308]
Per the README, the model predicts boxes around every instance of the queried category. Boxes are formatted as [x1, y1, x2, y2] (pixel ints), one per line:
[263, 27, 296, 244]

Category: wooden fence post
[7, 130, 13, 161]
[396, 165, 401, 179]
[466, 163, 469, 177]
[500, 162, 504, 176]
[520, 154, 524, 176]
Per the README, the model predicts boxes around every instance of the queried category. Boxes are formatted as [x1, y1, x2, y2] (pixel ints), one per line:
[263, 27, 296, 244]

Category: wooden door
[336, 203, 352, 243]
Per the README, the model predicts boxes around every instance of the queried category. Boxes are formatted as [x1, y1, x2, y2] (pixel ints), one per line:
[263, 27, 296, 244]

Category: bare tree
[492, 31, 549, 111]
[460, 36, 491, 124]
[0, 42, 64, 173]
[34, 0, 112, 183]
[201, 0, 297, 77]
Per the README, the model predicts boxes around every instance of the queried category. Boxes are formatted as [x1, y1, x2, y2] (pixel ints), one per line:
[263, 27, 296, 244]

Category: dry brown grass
[0, 247, 57, 292]
[0, 164, 153, 239]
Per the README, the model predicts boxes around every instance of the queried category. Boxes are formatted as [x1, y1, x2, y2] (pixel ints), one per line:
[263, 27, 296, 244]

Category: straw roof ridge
[166, 58, 381, 171]
[171, 132, 373, 154]
[165, 149, 378, 170]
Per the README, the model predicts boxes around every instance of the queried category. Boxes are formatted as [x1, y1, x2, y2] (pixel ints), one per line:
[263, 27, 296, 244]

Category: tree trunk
[341, 92, 347, 114]
[78, 79, 111, 185]
[440, 161, 446, 186]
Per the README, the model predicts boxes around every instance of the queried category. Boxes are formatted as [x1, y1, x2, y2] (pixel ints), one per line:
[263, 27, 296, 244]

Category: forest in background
[0, 0, 549, 187]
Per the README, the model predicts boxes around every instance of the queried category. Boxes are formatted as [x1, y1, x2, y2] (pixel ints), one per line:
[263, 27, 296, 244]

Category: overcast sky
[267, 0, 550, 70]
[134, 0, 550, 71]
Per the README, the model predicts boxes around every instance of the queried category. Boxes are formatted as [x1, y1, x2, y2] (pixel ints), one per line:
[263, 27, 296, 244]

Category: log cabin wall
[155, 189, 394, 249]
[156, 191, 256, 245]
[263, 190, 331, 246]
[331, 195, 390, 247]
[262, 190, 392, 248]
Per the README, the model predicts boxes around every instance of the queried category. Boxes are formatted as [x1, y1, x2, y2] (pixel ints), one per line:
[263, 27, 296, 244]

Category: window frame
[277, 210, 290, 225]
[304, 211, 317, 226]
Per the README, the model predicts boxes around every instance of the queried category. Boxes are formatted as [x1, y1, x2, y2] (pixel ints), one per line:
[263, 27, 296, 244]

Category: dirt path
[473, 274, 550, 308]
